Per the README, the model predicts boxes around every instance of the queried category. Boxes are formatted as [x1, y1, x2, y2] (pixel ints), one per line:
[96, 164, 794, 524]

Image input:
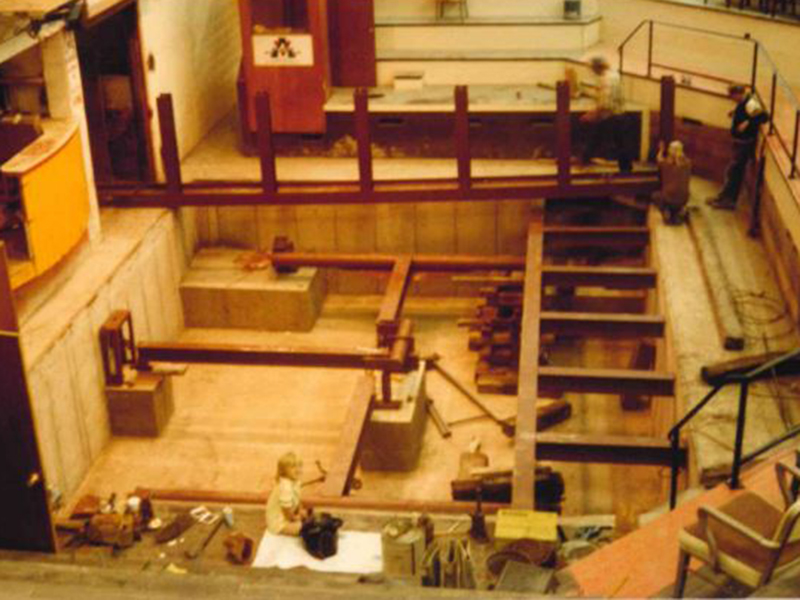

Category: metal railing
[619, 20, 800, 179]
[668, 348, 800, 509]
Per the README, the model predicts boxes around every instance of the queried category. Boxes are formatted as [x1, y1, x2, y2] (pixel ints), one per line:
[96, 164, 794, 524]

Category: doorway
[76, 2, 154, 183]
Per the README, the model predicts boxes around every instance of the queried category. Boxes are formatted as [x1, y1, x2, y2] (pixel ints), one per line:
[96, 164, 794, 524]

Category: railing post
[454, 86, 471, 193]
[157, 94, 182, 194]
[730, 380, 750, 490]
[354, 88, 373, 194]
[647, 20, 654, 78]
[619, 45, 624, 76]
[768, 72, 777, 136]
[660, 76, 676, 146]
[255, 92, 277, 195]
[792, 110, 800, 179]
[751, 42, 759, 92]
[669, 431, 680, 509]
[556, 80, 572, 187]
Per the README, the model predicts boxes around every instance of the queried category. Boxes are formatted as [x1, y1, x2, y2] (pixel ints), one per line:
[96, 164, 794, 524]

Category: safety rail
[669, 347, 800, 509]
[619, 19, 800, 179]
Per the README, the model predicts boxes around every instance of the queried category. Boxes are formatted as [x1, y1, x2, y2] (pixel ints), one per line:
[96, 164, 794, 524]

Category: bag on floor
[301, 513, 343, 560]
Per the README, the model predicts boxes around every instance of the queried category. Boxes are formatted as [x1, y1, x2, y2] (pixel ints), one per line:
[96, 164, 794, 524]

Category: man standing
[708, 85, 768, 210]
[581, 56, 632, 173]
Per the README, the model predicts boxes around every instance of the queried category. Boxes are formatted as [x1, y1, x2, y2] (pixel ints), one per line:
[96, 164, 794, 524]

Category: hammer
[185, 507, 234, 560]
[302, 461, 328, 487]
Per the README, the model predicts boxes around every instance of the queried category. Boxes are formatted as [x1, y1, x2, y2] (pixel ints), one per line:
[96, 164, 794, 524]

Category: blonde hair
[276, 452, 300, 480]
[666, 140, 689, 166]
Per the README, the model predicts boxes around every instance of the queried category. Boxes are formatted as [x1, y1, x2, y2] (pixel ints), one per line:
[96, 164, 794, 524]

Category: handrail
[668, 347, 800, 509]
[619, 19, 800, 180]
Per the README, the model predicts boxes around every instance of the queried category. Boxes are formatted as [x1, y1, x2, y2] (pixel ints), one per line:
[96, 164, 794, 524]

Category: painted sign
[253, 34, 314, 67]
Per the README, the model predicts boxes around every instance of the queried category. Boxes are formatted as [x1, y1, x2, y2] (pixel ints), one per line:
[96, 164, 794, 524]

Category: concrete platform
[180, 247, 326, 331]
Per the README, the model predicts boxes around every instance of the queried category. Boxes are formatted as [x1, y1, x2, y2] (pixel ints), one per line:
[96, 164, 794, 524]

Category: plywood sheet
[0, 0, 69, 16]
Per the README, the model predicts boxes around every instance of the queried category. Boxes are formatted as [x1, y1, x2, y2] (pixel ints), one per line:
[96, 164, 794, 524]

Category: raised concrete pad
[107, 372, 174, 438]
[180, 247, 326, 331]
[361, 364, 428, 472]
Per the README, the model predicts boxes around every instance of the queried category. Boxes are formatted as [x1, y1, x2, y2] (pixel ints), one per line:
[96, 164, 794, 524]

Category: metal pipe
[769, 72, 777, 136]
[792, 110, 800, 179]
[751, 42, 759, 92]
[647, 20, 654, 78]
[669, 431, 680, 509]
[729, 381, 751, 490]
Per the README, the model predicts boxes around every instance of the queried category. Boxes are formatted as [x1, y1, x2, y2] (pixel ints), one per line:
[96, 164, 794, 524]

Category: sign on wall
[253, 34, 314, 67]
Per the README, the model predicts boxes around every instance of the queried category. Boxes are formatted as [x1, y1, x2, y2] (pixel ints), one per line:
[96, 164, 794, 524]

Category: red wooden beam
[556, 80, 572, 186]
[156, 94, 182, 194]
[321, 375, 375, 497]
[660, 76, 676, 145]
[542, 266, 657, 289]
[512, 212, 544, 510]
[544, 226, 650, 250]
[255, 92, 277, 194]
[454, 85, 471, 192]
[537, 432, 686, 467]
[539, 312, 665, 338]
[354, 88, 373, 193]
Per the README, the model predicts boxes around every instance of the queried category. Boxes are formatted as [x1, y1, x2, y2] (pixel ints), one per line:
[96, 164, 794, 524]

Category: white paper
[253, 531, 383, 574]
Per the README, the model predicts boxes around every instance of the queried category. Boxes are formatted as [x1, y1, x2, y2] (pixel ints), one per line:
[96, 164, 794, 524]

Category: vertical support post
[768, 72, 777, 135]
[454, 85, 472, 192]
[354, 88, 373, 194]
[660, 76, 676, 146]
[255, 92, 277, 194]
[555, 81, 572, 187]
[381, 370, 392, 404]
[156, 94, 182, 194]
[669, 431, 680, 509]
[751, 42, 759, 93]
[647, 20, 654, 78]
[0, 242, 18, 332]
[730, 381, 750, 490]
[618, 45, 625, 76]
[792, 110, 800, 179]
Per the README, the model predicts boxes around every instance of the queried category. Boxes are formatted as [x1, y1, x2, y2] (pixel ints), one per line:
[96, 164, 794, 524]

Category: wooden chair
[675, 461, 800, 597]
[437, 0, 468, 21]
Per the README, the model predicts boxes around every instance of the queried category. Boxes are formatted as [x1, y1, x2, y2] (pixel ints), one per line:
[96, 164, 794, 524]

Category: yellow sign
[494, 509, 558, 542]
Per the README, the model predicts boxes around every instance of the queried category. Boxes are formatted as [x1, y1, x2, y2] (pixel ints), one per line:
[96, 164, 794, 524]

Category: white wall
[138, 0, 242, 168]
[21, 211, 186, 501]
[375, 0, 599, 20]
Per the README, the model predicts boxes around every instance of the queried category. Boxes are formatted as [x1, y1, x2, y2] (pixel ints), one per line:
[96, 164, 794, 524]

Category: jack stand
[469, 484, 489, 544]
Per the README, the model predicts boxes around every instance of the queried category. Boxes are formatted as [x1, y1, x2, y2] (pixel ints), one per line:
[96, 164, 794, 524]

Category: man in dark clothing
[708, 84, 769, 209]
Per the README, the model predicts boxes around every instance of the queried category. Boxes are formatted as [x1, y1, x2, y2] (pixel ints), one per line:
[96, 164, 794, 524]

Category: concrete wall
[20, 211, 186, 502]
[138, 0, 241, 166]
[375, 0, 600, 20]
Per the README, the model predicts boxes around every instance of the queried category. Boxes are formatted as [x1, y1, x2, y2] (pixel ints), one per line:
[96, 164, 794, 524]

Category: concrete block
[361, 365, 428, 472]
[180, 247, 326, 331]
[107, 372, 174, 438]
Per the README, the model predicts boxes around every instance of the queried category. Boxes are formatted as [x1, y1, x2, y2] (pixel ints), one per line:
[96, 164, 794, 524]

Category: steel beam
[537, 433, 687, 467]
[539, 312, 665, 338]
[538, 366, 675, 396]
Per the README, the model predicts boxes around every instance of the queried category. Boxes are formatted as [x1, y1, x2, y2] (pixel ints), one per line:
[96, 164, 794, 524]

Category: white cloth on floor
[252, 530, 383, 574]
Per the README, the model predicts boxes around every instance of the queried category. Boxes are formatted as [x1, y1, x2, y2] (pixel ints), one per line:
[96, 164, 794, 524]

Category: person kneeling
[266, 452, 309, 536]
[654, 140, 691, 225]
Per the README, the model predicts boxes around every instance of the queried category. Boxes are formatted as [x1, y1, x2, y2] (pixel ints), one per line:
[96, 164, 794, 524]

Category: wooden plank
[538, 366, 675, 397]
[540, 312, 665, 339]
[0, 333, 56, 552]
[322, 375, 375, 497]
[354, 88, 373, 193]
[455, 85, 471, 192]
[537, 432, 685, 467]
[512, 207, 544, 509]
[0, 244, 18, 332]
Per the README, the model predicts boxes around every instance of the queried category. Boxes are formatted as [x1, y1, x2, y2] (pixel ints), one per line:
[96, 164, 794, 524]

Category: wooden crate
[106, 372, 174, 437]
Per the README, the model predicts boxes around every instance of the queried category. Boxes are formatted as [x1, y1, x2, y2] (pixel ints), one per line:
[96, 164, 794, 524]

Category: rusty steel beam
[537, 433, 687, 467]
[538, 366, 675, 397]
[270, 252, 526, 273]
[455, 85, 471, 192]
[543, 226, 650, 250]
[137, 342, 398, 371]
[156, 94, 182, 194]
[542, 266, 657, 289]
[376, 256, 413, 345]
[99, 175, 660, 208]
[540, 312, 665, 338]
[512, 212, 544, 510]
[255, 92, 277, 194]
